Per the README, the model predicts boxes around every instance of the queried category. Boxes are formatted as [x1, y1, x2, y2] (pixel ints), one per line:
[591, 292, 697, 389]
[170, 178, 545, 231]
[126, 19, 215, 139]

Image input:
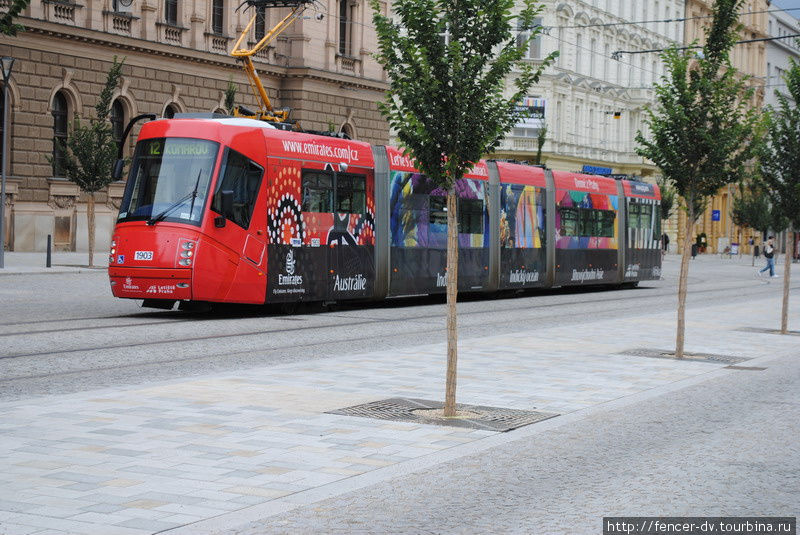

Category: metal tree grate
[618, 348, 749, 365]
[327, 398, 558, 432]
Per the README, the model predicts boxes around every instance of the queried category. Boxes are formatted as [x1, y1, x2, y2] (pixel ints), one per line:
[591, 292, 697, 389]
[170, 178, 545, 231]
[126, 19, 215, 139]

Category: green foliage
[224, 78, 236, 114]
[656, 176, 675, 220]
[731, 181, 783, 234]
[371, 0, 557, 190]
[0, 0, 32, 36]
[48, 57, 125, 194]
[758, 56, 800, 231]
[635, 0, 762, 222]
[534, 124, 547, 165]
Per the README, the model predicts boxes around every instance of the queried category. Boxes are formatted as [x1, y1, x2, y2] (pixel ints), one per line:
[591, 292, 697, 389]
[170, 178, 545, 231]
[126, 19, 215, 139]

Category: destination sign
[145, 139, 215, 156]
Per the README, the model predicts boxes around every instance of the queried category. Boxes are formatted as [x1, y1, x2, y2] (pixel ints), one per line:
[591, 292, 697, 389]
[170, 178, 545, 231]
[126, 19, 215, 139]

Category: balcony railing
[205, 33, 230, 54]
[336, 54, 359, 73]
[156, 22, 186, 45]
[103, 10, 137, 34]
[42, 0, 83, 24]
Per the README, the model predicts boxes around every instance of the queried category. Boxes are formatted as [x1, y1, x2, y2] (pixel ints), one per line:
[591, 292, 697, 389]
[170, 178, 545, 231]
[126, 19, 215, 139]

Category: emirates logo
[285, 250, 296, 275]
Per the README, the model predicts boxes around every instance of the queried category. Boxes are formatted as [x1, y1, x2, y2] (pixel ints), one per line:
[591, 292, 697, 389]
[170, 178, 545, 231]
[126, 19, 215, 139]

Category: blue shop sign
[711, 210, 721, 221]
[582, 165, 613, 175]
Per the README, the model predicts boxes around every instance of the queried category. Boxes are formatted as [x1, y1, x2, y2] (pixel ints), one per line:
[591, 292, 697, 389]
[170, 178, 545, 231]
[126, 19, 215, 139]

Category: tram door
[208, 146, 267, 303]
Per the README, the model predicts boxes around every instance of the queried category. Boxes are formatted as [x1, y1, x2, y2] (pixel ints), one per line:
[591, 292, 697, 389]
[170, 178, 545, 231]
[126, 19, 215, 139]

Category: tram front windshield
[118, 138, 219, 225]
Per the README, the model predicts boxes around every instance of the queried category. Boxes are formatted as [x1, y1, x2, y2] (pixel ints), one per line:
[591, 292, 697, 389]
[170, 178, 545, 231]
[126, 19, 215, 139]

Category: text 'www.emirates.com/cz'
[603, 517, 796, 535]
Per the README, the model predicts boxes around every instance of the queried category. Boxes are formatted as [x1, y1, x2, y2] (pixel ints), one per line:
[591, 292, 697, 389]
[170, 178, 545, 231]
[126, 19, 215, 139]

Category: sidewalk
[0, 252, 108, 275]
[1, 291, 797, 535]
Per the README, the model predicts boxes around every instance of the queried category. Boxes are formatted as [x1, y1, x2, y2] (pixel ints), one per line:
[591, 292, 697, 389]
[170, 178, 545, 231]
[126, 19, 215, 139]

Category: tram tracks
[1, 278, 792, 366]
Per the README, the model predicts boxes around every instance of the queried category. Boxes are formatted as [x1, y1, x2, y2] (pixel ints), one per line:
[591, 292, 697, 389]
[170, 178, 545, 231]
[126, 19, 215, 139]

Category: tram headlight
[178, 259, 192, 266]
[179, 250, 193, 258]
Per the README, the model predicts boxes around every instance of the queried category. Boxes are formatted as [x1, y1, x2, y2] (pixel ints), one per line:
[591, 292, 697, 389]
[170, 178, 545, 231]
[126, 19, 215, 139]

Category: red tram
[108, 117, 662, 309]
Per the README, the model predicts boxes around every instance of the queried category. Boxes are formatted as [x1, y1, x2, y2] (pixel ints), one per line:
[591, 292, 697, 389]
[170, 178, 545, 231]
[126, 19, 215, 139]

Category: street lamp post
[0, 56, 14, 269]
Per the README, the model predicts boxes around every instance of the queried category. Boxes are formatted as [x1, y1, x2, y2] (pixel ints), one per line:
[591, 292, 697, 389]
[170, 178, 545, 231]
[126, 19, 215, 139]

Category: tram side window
[639, 204, 652, 230]
[429, 196, 447, 226]
[628, 202, 640, 228]
[212, 148, 263, 229]
[428, 196, 484, 234]
[598, 210, 616, 237]
[302, 171, 333, 212]
[560, 207, 579, 236]
[562, 207, 614, 237]
[335, 173, 366, 213]
[459, 199, 484, 234]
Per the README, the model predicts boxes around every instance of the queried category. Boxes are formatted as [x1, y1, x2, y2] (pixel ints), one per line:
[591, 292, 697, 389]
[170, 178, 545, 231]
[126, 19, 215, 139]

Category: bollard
[46, 234, 52, 268]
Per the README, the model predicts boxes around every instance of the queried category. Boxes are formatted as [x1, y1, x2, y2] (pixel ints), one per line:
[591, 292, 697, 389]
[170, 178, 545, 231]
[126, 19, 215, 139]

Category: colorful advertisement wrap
[555, 189, 619, 285]
[265, 161, 375, 302]
[388, 172, 489, 295]
[625, 197, 662, 281]
[499, 183, 547, 288]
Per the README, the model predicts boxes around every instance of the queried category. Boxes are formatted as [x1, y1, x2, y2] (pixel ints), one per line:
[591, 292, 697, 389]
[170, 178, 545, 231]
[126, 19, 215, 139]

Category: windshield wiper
[146, 170, 203, 226]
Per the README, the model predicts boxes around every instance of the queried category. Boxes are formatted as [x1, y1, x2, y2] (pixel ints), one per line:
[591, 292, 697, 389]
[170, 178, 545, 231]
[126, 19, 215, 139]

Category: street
[0, 253, 798, 534]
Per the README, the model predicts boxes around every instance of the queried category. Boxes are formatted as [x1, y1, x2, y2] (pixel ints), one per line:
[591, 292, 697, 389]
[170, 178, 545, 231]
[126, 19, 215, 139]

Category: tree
[657, 177, 675, 222]
[0, 0, 32, 36]
[50, 57, 124, 267]
[534, 124, 547, 165]
[730, 181, 783, 265]
[224, 77, 236, 114]
[758, 53, 800, 334]
[372, 0, 556, 416]
[635, 0, 762, 358]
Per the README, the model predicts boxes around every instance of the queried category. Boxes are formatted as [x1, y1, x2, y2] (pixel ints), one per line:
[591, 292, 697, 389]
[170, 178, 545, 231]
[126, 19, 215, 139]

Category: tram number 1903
[134, 251, 153, 261]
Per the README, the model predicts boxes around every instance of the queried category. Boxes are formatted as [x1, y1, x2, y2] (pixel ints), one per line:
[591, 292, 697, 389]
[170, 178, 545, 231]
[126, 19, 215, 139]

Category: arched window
[212, 0, 224, 34]
[110, 99, 125, 146]
[52, 91, 69, 177]
[164, 103, 178, 118]
[341, 123, 354, 139]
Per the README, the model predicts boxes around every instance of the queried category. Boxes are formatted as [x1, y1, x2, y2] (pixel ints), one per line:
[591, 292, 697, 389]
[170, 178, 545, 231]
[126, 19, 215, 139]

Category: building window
[52, 91, 68, 177]
[254, 5, 266, 41]
[212, 0, 223, 34]
[517, 17, 542, 59]
[165, 0, 177, 25]
[110, 99, 125, 147]
[575, 34, 582, 73]
[338, 0, 351, 56]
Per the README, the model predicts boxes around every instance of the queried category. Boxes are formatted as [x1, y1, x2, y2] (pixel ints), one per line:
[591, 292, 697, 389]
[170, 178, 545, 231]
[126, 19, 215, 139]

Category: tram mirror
[112, 159, 125, 180]
[338, 163, 348, 173]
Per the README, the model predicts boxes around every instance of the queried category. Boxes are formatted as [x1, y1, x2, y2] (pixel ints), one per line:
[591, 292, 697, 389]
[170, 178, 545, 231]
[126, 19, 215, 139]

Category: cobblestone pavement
[1, 285, 797, 535]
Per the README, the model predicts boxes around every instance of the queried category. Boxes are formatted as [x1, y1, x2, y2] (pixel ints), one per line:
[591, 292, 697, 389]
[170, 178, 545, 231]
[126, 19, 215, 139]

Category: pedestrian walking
[661, 233, 669, 258]
[758, 236, 777, 277]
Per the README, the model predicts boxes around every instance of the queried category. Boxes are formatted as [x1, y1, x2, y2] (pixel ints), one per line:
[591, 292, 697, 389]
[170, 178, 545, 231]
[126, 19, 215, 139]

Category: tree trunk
[87, 192, 95, 268]
[443, 189, 459, 417]
[675, 213, 695, 358]
[781, 228, 792, 334]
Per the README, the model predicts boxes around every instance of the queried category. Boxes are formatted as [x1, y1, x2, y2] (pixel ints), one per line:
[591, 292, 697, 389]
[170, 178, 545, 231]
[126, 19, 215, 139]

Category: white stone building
[495, 0, 685, 177]
[764, 5, 800, 109]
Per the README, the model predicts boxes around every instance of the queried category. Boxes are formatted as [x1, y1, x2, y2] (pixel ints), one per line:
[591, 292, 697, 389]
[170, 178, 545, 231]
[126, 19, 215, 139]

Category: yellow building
[679, 0, 767, 254]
